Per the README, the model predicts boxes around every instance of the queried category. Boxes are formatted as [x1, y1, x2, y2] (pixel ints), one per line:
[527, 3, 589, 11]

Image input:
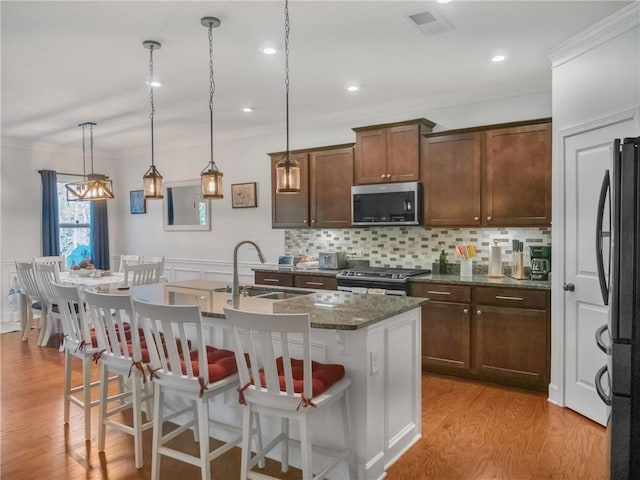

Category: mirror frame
[162, 180, 211, 231]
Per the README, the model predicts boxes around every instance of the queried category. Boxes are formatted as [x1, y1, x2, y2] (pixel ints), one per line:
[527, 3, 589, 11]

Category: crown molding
[548, 2, 639, 68]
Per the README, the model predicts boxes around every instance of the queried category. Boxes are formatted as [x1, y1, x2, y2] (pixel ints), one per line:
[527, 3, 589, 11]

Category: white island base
[202, 307, 422, 480]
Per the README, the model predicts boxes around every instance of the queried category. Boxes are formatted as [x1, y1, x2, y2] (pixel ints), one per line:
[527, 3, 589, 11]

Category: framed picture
[231, 182, 257, 208]
[130, 190, 146, 214]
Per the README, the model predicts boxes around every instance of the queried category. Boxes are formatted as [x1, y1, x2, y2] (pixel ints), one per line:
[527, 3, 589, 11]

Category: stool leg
[197, 398, 210, 480]
[299, 413, 313, 479]
[82, 355, 92, 441]
[150, 383, 163, 480]
[132, 376, 144, 469]
[97, 365, 109, 452]
[281, 417, 289, 472]
[63, 350, 72, 425]
[240, 405, 252, 480]
[342, 390, 356, 478]
[254, 412, 265, 469]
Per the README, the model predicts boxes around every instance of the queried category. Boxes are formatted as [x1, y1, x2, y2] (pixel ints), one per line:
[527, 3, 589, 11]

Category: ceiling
[1, 1, 629, 154]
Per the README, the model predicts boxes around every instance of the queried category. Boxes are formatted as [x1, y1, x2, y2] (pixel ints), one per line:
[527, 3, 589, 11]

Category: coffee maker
[530, 246, 551, 281]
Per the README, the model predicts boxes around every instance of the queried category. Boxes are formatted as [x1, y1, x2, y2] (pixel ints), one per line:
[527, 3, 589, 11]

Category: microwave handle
[595, 170, 610, 306]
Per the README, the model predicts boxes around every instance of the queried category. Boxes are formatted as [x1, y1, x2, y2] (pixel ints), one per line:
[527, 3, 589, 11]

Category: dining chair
[124, 262, 162, 287]
[51, 283, 102, 441]
[223, 307, 355, 480]
[33, 255, 68, 272]
[140, 256, 165, 278]
[133, 299, 251, 480]
[15, 261, 45, 342]
[33, 262, 63, 347]
[83, 289, 153, 469]
[118, 254, 140, 273]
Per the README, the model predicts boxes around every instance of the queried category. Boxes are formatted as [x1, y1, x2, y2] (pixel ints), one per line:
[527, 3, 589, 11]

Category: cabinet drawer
[254, 272, 294, 287]
[411, 283, 471, 303]
[475, 287, 548, 309]
[294, 274, 337, 290]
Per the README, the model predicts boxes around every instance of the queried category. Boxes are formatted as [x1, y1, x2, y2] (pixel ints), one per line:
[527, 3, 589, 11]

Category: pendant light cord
[89, 123, 94, 176]
[149, 45, 156, 168]
[284, 0, 290, 160]
[81, 124, 87, 178]
[208, 22, 215, 167]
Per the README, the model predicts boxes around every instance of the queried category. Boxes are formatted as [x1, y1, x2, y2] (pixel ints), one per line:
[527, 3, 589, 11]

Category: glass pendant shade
[275, 153, 301, 194]
[201, 163, 223, 199]
[143, 165, 163, 199]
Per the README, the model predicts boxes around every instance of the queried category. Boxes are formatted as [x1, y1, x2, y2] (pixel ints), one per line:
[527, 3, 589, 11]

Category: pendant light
[275, 0, 300, 194]
[199, 17, 223, 199]
[142, 40, 163, 199]
[66, 122, 114, 201]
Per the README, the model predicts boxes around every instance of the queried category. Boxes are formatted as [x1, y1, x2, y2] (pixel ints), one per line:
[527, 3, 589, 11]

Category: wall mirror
[163, 180, 211, 231]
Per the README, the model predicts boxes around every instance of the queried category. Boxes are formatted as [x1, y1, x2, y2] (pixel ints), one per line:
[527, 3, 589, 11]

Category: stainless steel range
[336, 267, 431, 296]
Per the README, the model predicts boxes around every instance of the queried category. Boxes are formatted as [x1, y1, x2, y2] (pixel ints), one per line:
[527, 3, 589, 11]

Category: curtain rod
[37, 170, 110, 179]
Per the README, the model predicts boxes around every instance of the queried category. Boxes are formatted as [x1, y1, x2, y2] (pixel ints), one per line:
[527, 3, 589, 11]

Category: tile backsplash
[285, 226, 551, 270]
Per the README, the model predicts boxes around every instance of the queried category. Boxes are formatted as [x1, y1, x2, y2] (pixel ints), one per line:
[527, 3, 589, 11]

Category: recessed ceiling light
[242, 107, 253, 113]
[436, 0, 452, 4]
[491, 54, 506, 63]
[146, 80, 162, 87]
[346, 85, 359, 92]
[262, 47, 277, 55]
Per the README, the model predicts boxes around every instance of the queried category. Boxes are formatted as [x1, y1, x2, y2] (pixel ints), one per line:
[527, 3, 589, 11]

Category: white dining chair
[224, 307, 355, 480]
[51, 283, 102, 441]
[15, 261, 45, 342]
[118, 254, 140, 273]
[33, 262, 63, 347]
[33, 255, 68, 272]
[124, 262, 162, 287]
[83, 289, 153, 469]
[140, 256, 165, 278]
[133, 299, 250, 480]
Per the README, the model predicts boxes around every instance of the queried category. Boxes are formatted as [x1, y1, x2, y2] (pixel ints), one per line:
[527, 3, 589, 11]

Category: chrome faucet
[232, 240, 266, 309]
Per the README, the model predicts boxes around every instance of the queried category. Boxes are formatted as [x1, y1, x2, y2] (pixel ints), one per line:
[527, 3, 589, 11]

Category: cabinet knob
[477, 310, 482, 315]
[486, 216, 492, 221]
[463, 308, 469, 314]
[381, 174, 386, 179]
[474, 216, 479, 221]
[311, 219, 316, 223]
[386, 174, 391, 179]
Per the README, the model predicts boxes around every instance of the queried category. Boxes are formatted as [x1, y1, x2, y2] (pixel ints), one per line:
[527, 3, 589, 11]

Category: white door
[563, 116, 637, 425]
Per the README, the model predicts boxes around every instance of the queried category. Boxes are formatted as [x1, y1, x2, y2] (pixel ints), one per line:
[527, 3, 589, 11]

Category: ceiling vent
[405, 10, 453, 37]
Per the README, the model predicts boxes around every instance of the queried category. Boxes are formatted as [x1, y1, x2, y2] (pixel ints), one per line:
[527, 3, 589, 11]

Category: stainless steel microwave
[351, 181, 422, 226]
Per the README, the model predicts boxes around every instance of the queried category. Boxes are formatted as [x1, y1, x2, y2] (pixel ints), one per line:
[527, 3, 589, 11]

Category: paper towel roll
[488, 243, 503, 277]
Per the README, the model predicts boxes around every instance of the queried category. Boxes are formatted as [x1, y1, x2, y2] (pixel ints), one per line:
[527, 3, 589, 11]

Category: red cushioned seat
[181, 346, 238, 382]
[256, 357, 345, 397]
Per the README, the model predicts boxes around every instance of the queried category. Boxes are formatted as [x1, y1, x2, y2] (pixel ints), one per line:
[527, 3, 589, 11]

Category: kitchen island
[137, 280, 426, 480]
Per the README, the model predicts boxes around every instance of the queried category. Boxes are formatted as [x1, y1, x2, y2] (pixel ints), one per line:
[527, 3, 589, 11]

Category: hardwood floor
[1, 331, 606, 479]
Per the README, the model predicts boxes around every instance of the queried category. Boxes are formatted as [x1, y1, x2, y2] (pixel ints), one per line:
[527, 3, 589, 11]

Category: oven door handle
[594, 364, 612, 406]
[595, 324, 612, 355]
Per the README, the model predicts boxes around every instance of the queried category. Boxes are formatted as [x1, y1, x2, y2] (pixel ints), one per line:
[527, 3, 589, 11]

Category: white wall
[549, 3, 640, 405]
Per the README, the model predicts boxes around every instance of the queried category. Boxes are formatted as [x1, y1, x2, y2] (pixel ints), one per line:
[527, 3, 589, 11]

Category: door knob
[563, 282, 575, 292]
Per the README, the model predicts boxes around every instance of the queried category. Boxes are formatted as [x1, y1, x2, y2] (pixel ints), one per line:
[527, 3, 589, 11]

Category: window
[57, 180, 91, 267]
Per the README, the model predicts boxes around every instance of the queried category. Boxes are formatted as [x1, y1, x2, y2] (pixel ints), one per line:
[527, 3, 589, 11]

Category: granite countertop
[253, 267, 341, 277]
[161, 280, 425, 331]
[410, 273, 551, 290]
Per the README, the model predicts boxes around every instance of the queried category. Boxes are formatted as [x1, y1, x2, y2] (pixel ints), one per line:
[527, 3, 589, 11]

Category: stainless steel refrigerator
[595, 136, 640, 479]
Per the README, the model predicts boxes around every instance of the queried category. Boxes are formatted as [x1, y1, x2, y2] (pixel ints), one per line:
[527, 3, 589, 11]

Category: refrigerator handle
[595, 324, 612, 354]
[595, 170, 610, 306]
[594, 364, 612, 406]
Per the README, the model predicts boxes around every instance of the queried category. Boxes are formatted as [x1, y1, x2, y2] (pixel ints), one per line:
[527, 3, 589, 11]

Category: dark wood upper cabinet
[421, 132, 482, 226]
[270, 152, 309, 228]
[270, 144, 354, 229]
[353, 119, 435, 185]
[421, 119, 551, 227]
[309, 146, 354, 228]
[484, 122, 552, 226]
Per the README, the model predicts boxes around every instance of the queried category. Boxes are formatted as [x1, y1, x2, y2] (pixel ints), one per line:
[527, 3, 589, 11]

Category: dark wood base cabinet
[411, 283, 550, 392]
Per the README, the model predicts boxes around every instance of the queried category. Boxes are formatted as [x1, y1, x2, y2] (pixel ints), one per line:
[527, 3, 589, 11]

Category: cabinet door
[421, 301, 471, 371]
[474, 304, 549, 387]
[386, 124, 420, 183]
[271, 153, 309, 228]
[421, 132, 482, 226]
[484, 123, 551, 226]
[354, 129, 387, 184]
[309, 147, 354, 228]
